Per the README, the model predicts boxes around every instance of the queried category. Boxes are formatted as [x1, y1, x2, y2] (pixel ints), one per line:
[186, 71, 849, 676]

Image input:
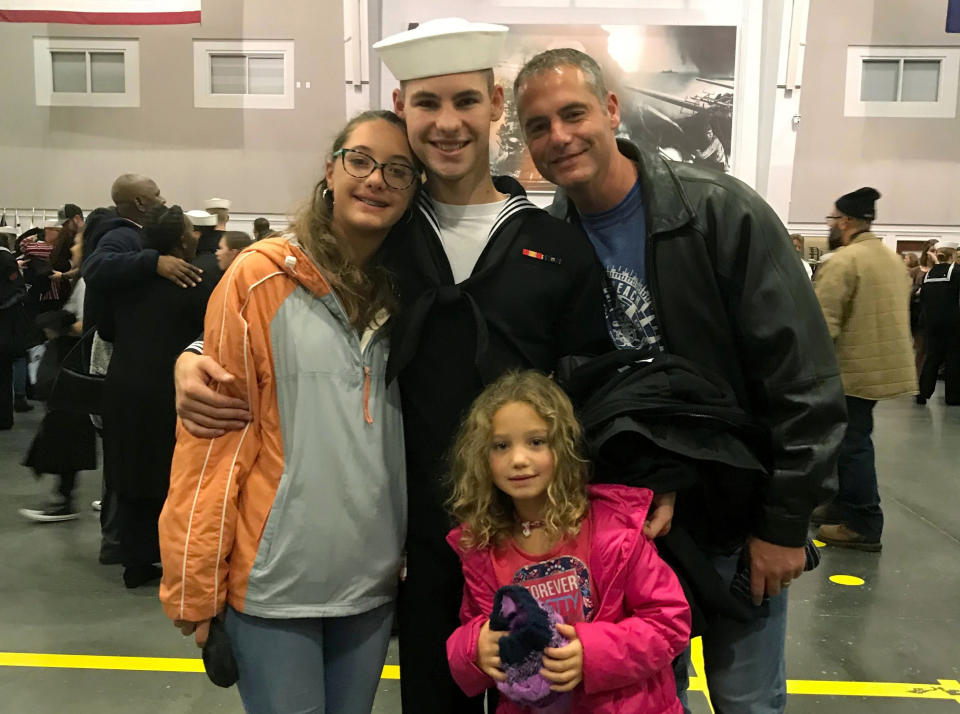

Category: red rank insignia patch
[522, 248, 562, 265]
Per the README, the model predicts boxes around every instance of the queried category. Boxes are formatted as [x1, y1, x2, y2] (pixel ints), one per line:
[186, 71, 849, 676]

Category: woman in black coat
[20, 230, 96, 521]
[99, 205, 214, 588]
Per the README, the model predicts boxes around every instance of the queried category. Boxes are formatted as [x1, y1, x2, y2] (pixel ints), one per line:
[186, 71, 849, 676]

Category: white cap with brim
[186, 210, 218, 227]
[938, 241, 959, 249]
[204, 198, 231, 211]
[373, 17, 508, 82]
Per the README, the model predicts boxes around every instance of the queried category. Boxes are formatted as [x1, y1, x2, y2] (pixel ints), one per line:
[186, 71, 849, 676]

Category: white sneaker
[19, 502, 80, 522]
[91, 500, 102, 512]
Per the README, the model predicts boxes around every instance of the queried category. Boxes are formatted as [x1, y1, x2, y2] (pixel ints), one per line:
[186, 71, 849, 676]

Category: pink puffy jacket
[446, 485, 691, 714]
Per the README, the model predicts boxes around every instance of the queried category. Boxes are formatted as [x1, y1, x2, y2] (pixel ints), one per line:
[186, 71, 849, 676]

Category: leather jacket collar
[550, 139, 697, 238]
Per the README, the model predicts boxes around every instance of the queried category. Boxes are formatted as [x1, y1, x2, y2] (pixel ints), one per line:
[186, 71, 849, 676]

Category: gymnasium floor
[1, 388, 958, 713]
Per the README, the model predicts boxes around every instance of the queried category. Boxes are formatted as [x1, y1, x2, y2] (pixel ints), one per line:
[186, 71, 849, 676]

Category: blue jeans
[224, 602, 394, 714]
[676, 550, 788, 714]
[835, 396, 882, 540]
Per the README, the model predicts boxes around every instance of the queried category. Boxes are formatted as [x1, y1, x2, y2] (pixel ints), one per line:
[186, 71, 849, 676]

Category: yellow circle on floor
[829, 574, 865, 586]
[812, 539, 826, 548]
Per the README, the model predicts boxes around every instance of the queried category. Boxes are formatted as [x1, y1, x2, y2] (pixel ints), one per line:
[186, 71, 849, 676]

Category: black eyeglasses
[825, 214, 843, 223]
[333, 148, 417, 190]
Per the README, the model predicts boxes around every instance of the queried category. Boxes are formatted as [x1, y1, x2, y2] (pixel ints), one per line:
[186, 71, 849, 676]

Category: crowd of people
[3, 16, 955, 714]
[2, 194, 256, 569]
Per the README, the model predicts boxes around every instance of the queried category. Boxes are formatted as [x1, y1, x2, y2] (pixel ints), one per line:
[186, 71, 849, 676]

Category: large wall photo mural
[491, 24, 737, 191]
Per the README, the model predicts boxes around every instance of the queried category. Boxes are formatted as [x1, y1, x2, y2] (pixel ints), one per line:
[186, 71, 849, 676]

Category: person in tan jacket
[812, 187, 916, 551]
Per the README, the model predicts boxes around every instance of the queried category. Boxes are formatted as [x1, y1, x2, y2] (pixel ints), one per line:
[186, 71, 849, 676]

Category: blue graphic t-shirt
[580, 181, 663, 352]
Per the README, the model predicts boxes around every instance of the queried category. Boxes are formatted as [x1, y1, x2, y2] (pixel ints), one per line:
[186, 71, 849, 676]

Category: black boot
[123, 564, 163, 589]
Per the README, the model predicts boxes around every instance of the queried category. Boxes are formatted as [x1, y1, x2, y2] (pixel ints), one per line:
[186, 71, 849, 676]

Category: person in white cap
[917, 241, 960, 406]
[171, 17, 611, 713]
[204, 197, 231, 231]
[185, 209, 225, 285]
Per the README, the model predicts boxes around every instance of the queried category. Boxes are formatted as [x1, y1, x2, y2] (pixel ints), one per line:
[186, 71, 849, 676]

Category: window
[194, 40, 295, 109]
[34, 38, 140, 107]
[845, 46, 959, 118]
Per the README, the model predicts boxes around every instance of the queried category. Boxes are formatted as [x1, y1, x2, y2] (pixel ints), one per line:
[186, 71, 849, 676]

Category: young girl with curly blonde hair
[445, 370, 691, 713]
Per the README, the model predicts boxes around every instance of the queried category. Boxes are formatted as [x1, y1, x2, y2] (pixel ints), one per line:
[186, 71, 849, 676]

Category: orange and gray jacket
[159, 236, 406, 623]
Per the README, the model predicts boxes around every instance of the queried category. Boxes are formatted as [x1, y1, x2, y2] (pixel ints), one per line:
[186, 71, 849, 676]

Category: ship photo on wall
[491, 23, 737, 191]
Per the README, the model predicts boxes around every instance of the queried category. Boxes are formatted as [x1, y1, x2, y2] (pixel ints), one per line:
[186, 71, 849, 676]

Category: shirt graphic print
[511, 555, 595, 623]
[601, 265, 662, 351]
[580, 180, 663, 353]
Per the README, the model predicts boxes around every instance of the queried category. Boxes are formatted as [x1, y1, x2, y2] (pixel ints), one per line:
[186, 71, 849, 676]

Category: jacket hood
[586, 484, 654, 531]
[239, 235, 332, 299]
[88, 215, 135, 245]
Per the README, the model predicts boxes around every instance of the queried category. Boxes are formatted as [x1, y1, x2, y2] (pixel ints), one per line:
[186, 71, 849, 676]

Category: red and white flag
[0, 0, 200, 24]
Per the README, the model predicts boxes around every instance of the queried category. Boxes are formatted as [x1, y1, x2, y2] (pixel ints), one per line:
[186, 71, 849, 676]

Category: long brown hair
[49, 220, 78, 271]
[291, 110, 420, 332]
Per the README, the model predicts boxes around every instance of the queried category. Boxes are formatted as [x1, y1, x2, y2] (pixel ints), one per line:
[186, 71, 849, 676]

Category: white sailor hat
[0, 226, 16, 235]
[186, 210, 218, 227]
[204, 197, 231, 211]
[373, 18, 508, 82]
[938, 240, 959, 249]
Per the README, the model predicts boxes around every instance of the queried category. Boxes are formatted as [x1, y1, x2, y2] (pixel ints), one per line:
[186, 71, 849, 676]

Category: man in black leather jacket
[514, 49, 846, 714]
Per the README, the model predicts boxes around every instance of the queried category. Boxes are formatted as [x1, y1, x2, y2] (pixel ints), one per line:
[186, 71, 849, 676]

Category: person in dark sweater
[81, 175, 204, 565]
[99, 205, 213, 589]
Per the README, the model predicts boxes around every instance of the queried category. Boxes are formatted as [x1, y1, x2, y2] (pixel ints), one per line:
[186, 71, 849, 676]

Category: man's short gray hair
[513, 48, 608, 105]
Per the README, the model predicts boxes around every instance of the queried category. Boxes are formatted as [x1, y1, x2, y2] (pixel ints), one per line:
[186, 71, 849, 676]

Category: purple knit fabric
[497, 601, 571, 710]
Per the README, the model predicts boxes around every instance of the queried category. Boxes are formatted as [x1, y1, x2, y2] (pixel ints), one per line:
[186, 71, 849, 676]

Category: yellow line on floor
[1, 652, 958, 702]
[0, 652, 400, 680]
[688, 637, 715, 711]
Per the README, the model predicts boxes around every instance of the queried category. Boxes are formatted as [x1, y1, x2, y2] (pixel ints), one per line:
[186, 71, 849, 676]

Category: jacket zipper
[362, 366, 373, 424]
[359, 323, 389, 426]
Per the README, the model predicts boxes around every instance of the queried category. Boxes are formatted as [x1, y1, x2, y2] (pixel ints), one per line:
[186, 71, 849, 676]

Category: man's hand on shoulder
[175, 352, 251, 438]
[158, 255, 203, 288]
[643, 491, 676, 539]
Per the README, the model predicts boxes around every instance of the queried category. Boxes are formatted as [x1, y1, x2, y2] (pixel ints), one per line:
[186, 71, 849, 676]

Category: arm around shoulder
[82, 228, 159, 290]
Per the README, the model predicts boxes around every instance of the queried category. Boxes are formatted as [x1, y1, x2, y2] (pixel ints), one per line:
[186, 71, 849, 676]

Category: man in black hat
[60, 204, 84, 233]
[813, 187, 916, 551]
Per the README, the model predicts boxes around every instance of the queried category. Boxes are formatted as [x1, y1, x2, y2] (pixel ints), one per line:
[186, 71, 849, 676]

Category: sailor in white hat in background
[203, 197, 231, 232]
[172, 21, 609, 713]
[186, 209, 224, 286]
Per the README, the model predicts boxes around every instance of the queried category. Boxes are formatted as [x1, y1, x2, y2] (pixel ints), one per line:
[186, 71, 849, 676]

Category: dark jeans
[835, 396, 882, 540]
[117, 495, 164, 569]
[918, 327, 960, 404]
[99, 484, 122, 561]
[674, 549, 788, 714]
